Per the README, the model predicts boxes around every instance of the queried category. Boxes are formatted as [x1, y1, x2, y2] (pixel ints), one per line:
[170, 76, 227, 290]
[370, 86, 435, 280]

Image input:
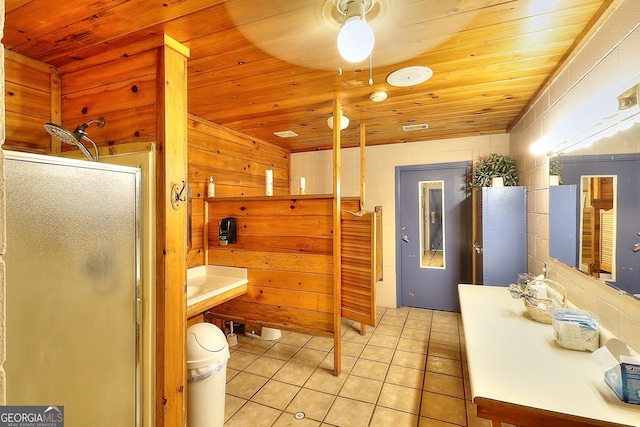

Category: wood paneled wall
[205, 196, 360, 336]
[60, 47, 158, 150]
[4, 50, 58, 153]
[187, 115, 290, 267]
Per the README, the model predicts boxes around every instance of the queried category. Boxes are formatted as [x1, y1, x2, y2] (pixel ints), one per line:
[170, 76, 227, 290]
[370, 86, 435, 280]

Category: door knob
[402, 235, 410, 243]
[473, 241, 482, 254]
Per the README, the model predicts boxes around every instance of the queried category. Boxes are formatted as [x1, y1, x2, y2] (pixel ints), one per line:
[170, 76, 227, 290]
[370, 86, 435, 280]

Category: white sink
[186, 265, 248, 307]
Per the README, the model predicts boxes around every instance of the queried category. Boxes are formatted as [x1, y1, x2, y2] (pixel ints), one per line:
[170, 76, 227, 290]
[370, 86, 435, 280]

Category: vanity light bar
[617, 83, 639, 110]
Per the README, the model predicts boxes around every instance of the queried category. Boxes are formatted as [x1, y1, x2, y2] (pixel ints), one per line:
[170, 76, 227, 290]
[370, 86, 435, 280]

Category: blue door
[396, 162, 472, 311]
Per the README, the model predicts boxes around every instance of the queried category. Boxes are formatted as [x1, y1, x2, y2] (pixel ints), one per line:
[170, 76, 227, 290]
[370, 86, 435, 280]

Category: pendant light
[337, 0, 375, 63]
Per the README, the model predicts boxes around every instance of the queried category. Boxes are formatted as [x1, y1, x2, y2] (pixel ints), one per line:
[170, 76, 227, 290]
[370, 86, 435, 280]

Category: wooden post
[359, 122, 366, 212]
[359, 122, 367, 336]
[332, 98, 342, 376]
[155, 35, 190, 427]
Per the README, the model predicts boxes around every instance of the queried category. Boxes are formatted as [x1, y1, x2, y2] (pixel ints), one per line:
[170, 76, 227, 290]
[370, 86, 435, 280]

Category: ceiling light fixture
[337, 0, 375, 63]
[387, 66, 433, 87]
[327, 113, 350, 130]
[369, 90, 387, 102]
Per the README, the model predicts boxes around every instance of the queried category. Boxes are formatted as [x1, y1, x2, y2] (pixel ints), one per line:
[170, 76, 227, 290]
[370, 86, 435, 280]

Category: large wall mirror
[549, 123, 640, 297]
[419, 180, 445, 269]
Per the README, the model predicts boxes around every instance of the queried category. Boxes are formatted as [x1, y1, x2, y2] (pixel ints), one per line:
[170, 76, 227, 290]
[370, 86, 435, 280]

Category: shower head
[43, 118, 105, 162]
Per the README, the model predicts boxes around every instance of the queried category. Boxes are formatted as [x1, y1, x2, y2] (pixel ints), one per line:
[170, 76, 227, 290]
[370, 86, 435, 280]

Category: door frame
[395, 161, 472, 307]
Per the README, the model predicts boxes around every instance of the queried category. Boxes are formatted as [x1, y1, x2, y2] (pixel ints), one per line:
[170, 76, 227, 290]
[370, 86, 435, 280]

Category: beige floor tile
[377, 382, 422, 414]
[224, 401, 282, 427]
[350, 358, 389, 381]
[432, 311, 459, 325]
[420, 391, 467, 426]
[224, 394, 246, 422]
[226, 372, 269, 399]
[285, 388, 336, 422]
[251, 379, 300, 410]
[324, 397, 375, 427]
[238, 339, 275, 355]
[431, 321, 459, 335]
[392, 349, 427, 370]
[227, 350, 259, 371]
[426, 356, 463, 378]
[342, 328, 372, 344]
[430, 331, 461, 346]
[404, 318, 431, 330]
[279, 332, 312, 347]
[304, 336, 335, 352]
[360, 344, 395, 363]
[226, 367, 240, 382]
[379, 315, 407, 326]
[272, 411, 321, 427]
[385, 364, 425, 389]
[339, 375, 383, 403]
[304, 368, 348, 395]
[244, 356, 286, 378]
[369, 406, 419, 427]
[397, 337, 428, 354]
[368, 332, 400, 349]
[320, 352, 358, 374]
[263, 343, 300, 361]
[290, 347, 327, 367]
[423, 371, 465, 399]
[341, 340, 366, 357]
[385, 307, 411, 317]
[408, 308, 434, 320]
[401, 327, 431, 341]
[428, 342, 461, 360]
[374, 323, 403, 337]
[272, 361, 315, 386]
[463, 377, 473, 401]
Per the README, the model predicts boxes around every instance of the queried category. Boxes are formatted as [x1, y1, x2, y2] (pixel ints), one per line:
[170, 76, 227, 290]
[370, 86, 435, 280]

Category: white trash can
[187, 323, 230, 427]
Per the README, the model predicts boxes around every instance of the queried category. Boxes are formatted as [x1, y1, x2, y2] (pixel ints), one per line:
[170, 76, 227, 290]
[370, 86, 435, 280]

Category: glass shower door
[5, 152, 141, 426]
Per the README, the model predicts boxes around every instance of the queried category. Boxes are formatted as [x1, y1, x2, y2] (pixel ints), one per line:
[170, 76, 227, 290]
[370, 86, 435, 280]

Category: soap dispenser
[219, 217, 236, 246]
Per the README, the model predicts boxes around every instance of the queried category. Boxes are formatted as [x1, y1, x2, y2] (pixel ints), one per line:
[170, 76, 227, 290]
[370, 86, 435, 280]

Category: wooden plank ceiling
[4, 0, 613, 152]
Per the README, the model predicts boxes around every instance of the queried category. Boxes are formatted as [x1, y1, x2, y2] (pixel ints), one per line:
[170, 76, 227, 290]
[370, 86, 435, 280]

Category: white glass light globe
[337, 19, 375, 63]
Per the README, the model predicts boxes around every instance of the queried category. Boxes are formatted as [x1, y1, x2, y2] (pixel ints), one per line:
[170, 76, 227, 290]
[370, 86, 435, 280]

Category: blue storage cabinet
[482, 186, 527, 286]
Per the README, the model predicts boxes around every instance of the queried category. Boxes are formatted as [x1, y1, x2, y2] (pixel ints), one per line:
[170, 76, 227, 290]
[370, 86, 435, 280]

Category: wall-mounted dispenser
[219, 217, 237, 246]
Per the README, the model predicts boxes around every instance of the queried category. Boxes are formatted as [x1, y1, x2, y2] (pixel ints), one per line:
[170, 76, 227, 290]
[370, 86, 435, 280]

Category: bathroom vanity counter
[458, 284, 640, 427]
[186, 265, 248, 319]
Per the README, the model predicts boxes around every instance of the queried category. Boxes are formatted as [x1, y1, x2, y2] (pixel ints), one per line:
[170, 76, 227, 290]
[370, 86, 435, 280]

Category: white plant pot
[549, 175, 560, 186]
[491, 177, 504, 187]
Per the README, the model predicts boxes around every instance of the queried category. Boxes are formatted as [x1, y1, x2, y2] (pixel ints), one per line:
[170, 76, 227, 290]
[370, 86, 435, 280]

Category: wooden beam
[155, 36, 190, 427]
[359, 122, 366, 212]
[332, 97, 342, 376]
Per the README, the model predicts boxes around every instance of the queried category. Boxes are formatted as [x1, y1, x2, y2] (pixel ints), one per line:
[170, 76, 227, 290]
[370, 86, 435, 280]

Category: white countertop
[458, 284, 640, 426]
[187, 265, 248, 307]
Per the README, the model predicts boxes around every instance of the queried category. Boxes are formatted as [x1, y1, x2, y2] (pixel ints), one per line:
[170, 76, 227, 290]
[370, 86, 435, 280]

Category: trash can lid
[186, 323, 229, 367]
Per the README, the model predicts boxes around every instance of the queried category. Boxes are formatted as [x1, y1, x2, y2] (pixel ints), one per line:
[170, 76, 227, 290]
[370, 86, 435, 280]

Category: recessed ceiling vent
[402, 124, 429, 131]
[273, 130, 298, 138]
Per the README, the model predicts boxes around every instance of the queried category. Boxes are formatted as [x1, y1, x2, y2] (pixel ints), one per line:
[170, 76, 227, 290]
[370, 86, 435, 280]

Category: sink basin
[186, 265, 248, 307]
[186, 284, 204, 299]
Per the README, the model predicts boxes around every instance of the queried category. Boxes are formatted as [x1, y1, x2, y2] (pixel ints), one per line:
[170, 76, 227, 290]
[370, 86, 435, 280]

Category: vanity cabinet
[474, 186, 527, 286]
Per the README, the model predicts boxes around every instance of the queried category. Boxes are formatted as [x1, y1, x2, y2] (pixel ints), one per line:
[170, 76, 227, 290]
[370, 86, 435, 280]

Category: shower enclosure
[4, 151, 142, 426]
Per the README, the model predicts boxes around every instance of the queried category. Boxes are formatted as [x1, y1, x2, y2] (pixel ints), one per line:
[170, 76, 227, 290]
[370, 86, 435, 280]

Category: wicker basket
[523, 279, 567, 324]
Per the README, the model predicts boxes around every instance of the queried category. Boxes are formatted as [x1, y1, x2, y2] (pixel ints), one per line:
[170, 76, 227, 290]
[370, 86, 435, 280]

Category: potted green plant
[470, 153, 519, 188]
[549, 158, 563, 185]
